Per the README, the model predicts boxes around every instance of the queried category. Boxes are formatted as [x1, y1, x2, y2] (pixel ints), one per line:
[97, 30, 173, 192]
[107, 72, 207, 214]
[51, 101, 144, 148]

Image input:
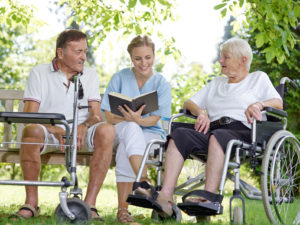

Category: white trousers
[115, 121, 162, 182]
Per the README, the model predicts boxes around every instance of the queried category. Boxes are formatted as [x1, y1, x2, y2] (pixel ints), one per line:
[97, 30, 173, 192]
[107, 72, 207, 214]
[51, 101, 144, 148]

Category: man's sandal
[14, 204, 40, 219]
[89, 205, 104, 221]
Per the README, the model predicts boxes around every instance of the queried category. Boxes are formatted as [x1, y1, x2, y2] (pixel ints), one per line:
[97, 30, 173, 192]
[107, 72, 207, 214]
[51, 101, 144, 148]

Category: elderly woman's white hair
[221, 37, 253, 71]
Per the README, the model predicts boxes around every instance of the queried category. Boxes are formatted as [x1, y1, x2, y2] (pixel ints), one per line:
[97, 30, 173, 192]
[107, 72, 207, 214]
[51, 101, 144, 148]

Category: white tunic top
[189, 71, 282, 127]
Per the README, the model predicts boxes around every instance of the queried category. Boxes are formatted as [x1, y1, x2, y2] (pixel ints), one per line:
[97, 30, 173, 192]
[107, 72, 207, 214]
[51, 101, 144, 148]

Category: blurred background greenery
[0, 0, 299, 223]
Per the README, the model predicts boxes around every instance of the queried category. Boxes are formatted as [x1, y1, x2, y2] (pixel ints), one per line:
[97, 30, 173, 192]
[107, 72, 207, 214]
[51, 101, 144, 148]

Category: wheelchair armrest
[179, 109, 197, 119]
[264, 107, 287, 118]
[0, 112, 67, 125]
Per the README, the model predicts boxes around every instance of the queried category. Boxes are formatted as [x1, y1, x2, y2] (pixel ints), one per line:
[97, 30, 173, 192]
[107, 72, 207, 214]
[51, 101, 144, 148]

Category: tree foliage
[0, 0, 44, 89]
[58, 0, 180, 59]
[170, 62, 222, 116]
[215, 0, 299, 64]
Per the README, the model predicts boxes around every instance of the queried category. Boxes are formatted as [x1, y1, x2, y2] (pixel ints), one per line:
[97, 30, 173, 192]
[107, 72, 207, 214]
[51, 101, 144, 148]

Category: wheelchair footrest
[127, 194, 163, 212]
[177, 201, 223, 216]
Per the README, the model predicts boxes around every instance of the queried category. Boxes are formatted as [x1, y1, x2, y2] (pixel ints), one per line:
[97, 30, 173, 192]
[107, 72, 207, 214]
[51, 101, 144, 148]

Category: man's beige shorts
[38, 122, 105, 154]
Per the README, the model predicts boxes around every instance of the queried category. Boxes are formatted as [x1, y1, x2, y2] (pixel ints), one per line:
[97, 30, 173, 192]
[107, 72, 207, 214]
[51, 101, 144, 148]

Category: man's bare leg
[205, 135, 225, 194]
[84, 123, 115, 208]
[18, 124, 44, 218]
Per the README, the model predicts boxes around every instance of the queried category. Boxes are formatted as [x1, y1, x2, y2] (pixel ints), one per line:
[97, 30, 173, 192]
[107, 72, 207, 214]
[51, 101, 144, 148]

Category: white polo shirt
[189, 71, 282, 127]
[24, 60, 101, 128]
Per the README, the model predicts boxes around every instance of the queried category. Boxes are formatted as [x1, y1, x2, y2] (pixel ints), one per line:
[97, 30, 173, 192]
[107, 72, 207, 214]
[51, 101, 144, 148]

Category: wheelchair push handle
[280, 77, 298, 89]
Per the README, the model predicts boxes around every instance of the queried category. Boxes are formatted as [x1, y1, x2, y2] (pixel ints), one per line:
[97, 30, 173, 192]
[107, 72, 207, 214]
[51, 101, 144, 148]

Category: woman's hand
[118, 104, 146, 124]
[195, 110, 210, 134]
[245, 102, 263, 123]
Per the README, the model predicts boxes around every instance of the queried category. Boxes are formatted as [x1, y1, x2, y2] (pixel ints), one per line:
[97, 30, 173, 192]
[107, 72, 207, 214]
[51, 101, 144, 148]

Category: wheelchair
[127, 77, 300, 224]
[0, 74, 92, 223]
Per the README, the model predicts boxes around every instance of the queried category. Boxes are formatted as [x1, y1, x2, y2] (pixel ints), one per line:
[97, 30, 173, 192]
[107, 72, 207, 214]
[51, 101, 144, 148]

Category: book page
[133, 90, 157, 100]
[109, 92, 132, 102]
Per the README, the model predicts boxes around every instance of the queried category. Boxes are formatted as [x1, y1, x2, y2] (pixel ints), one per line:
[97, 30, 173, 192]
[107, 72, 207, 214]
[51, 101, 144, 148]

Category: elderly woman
[136, 37, 282, 217]
[101, 35, 171, 223]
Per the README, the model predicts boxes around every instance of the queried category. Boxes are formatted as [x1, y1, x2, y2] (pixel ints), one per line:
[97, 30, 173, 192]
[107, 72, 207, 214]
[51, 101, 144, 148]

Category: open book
[108, 90, 158, 117]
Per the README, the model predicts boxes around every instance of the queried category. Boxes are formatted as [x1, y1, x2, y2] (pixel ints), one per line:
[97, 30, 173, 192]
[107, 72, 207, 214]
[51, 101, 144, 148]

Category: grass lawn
[0, 168, 273, 225]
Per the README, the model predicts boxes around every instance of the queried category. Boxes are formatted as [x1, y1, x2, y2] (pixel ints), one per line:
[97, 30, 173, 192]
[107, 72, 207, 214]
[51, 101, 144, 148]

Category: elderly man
[16, 29, 115, 220]
[135, 37, 282, 218]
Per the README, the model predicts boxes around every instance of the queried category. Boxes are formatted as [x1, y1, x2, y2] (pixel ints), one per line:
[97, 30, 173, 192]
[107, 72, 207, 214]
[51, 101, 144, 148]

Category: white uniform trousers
[114, 121, 162, 182]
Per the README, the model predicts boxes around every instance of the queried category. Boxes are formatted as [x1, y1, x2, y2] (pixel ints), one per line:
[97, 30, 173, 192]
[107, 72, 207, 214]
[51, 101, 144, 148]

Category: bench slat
[0, 90, 24, 100]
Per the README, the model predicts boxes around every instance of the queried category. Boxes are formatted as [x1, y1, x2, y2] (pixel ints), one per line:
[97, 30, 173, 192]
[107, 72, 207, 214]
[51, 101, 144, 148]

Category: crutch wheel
[55, 197, 92, 224]
[233, 206, 243, 224]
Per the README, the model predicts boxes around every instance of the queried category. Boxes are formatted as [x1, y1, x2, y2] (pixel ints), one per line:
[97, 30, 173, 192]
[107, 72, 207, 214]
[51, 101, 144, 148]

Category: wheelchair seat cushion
[167, 122, 251, 160]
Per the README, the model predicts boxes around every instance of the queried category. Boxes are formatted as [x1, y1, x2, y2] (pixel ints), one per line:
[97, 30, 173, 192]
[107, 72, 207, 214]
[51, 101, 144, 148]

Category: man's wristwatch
[83, 122, 91, 128]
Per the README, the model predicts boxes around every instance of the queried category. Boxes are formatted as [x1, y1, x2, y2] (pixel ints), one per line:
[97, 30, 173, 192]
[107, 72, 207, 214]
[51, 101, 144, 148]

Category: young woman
[101, 35, 172, 223]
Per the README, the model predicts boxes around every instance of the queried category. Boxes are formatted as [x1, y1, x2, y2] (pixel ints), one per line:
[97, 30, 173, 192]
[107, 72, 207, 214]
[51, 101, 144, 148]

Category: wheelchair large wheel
[55, 197, 92, 224]
[261, 130, 300, 224]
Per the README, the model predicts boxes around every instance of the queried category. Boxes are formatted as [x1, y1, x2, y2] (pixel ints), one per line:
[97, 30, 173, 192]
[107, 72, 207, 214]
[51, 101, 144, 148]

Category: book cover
[108, 90, 158, 117]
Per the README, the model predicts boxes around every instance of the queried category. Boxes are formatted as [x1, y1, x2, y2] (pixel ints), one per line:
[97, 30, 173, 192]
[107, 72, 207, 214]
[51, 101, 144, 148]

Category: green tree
[249, 27, 300, 132]
[170, 62, 222, 115]
[58, 0, 181, 61]
[0, 0, 44, 89]
[214, 0, 299, 64]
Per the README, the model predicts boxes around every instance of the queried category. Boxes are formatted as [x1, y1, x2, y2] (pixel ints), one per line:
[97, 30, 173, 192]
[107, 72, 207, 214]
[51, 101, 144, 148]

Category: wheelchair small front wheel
[171, 204, 182, 222]
[151, 209, 160, 222]
[233, 206, 243, 224]
[261, 130, 300, 225]
[55, 197, 91, 224]
[151, 205, 182, 222]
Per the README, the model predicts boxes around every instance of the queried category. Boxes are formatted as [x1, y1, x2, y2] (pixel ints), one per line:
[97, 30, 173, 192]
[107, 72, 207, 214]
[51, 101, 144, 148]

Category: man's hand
[118, 104, 146, 124]
[194, 110, 210, 134]
[46, 126, 66, 152]
[245, 102, 263, 123]
[77, 124, 88, 150]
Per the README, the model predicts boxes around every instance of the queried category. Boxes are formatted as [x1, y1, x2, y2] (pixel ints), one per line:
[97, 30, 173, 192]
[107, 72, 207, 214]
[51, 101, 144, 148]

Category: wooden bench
[0, 89, 105, 166]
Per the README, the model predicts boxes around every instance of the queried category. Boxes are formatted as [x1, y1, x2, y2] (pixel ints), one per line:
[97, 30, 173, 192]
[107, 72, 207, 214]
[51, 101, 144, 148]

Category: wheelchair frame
[0, 74, 92, 222]
[131, 77, 300, 224]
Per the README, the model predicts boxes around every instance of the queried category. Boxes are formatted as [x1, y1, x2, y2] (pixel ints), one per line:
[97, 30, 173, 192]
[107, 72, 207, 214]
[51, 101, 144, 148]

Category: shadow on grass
[0, 214, 225, 225]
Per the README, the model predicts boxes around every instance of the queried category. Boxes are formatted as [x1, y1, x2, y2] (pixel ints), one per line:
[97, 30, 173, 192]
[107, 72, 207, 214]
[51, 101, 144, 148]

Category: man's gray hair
[221, 37, 253, 71]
